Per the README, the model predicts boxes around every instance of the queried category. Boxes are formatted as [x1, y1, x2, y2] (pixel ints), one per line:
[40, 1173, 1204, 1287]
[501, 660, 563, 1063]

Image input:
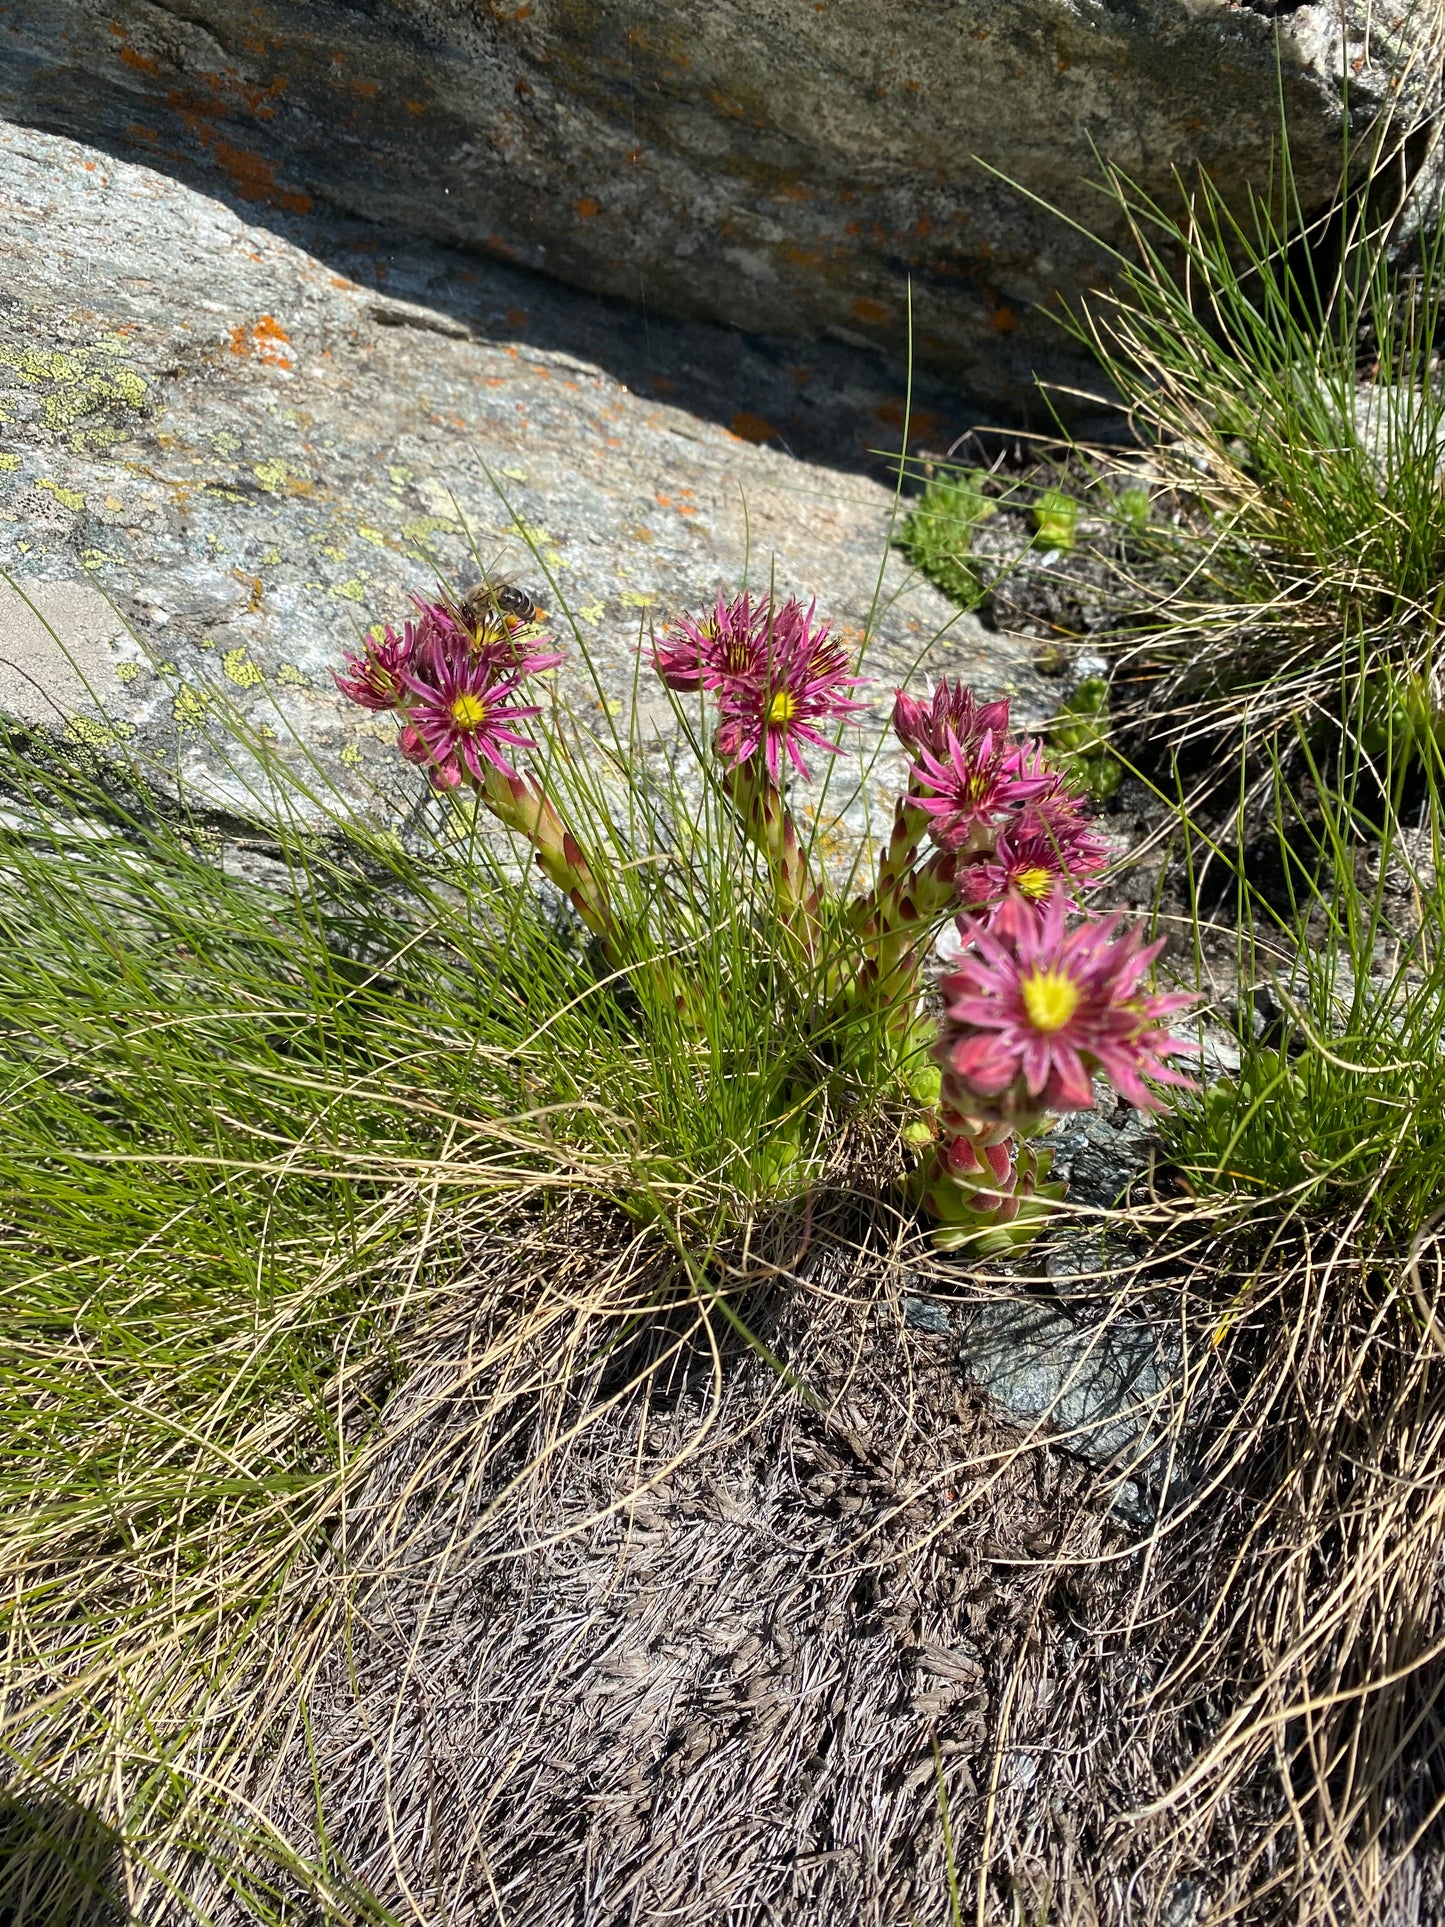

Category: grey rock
[901, 1293, 952, 1337]
[957, 1292, 1188, 1526]
[0, 577, 138, 734]
[0, 121, 1044, 826]
[1041, 1095, 1160, 1209]
[1, 0, 1439, 412]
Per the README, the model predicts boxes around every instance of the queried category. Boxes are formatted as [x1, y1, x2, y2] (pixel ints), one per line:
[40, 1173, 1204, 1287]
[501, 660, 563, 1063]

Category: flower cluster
[656, 592, 869, 785]
[862, 680, 1187, 1243]
[940, 893, 1195, 1126]
[335, 586, 615, 943]
[892, 681, 1108, 914]
[340, 579, 1195, 1254]
[335, 589, 562, 792]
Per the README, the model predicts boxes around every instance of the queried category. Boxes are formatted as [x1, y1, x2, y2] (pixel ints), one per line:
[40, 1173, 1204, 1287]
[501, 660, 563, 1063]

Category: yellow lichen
[66, 713, 135, 747]
[221, 647, 265, 689]
[172, 686, 212, 730]
[35, 477, 84, 511]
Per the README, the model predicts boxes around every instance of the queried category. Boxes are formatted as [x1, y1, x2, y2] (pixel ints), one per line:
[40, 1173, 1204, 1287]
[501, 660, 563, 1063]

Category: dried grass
[133, 1177, 1445, 1927]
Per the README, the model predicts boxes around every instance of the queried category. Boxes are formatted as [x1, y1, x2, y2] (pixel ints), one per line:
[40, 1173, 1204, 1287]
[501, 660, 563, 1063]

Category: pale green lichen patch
[65, 712, 135, 747]
[253, 459, 296, 493]
[274, 663, 310, 687]
[338, 742, 363, 767]
[35, 477, 84, 511]
[221, 647, 265, 689]
[0, 344, 148, 451]
[400, 514, 457, 545]
[330, 578, 367, 602]
[172, 686, 212, 730]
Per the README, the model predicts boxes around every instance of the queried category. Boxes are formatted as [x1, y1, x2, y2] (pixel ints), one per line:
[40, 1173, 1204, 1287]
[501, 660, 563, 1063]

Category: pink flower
[412, 592, 563, 682]
[956, 784, 1110, 910]
[654, 590, 770, 693]
[711, 595, 870, 784]
[892, 681, 1011, 759]
[334, 623, 416, 711]
[907, 726, 1054, 853]
[399, 651, 543, 786]
[937, 892, 1196, 1121]
[337, 589, 563, 716]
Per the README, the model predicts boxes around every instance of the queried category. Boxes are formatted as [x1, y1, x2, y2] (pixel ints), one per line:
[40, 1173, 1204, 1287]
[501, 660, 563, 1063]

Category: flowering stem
[477, 764, 618, 950]
[722, 760, 822, 952]
[911, 1087, 1063, 1255]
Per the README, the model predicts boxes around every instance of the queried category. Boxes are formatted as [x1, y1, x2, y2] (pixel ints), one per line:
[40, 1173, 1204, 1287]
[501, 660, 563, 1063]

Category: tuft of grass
[1044, 140, 1445, 753]
[1164, 695, 1445, 1246]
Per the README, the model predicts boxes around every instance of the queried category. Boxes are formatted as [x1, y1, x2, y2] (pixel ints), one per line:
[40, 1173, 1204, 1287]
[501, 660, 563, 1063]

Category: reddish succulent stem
[722, 759, 822, 952]
[479, 764, 618, 949]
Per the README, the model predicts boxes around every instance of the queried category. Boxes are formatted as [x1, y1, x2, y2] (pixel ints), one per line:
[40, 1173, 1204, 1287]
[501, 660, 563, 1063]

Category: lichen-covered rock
[3, 0, 1437, 413]
[0, 122, 1039, 825]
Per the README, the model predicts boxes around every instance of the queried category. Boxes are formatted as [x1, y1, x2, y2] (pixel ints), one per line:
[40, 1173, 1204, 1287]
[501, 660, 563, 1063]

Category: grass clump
[0, 554, 1189, 1917]
[1053, 143, 1445, 750]
[1166, 711, 1445, 1242]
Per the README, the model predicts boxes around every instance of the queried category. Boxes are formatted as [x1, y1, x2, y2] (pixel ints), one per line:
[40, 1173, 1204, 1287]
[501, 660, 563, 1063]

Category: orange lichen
[228, 315, 293, 369]
[729, 412, 778, 445]
[872, 399, 941, 442]
[574, 197, 601, 218]
[213, 140, 311, 212]
[850, 296, 890, 326]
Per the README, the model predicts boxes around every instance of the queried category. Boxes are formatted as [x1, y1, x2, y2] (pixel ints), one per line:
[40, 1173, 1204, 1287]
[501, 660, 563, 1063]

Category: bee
[460, 579, 542, 632]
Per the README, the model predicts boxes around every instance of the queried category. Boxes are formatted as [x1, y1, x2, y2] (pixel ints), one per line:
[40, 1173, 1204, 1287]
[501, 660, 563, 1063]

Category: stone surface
[0, 578, 137, 732]
[0, 120, 1044, 823]
[958, 1292, 1188, 1526]
[2, 0, 1439, 413]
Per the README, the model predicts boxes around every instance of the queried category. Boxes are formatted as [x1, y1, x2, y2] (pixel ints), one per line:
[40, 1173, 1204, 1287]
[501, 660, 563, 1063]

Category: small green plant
[1048, 675, 1123, 803]
[898, 467, 995, 608]
[1029, 484, 1079, 552]
[1111, 483, 1151, 535]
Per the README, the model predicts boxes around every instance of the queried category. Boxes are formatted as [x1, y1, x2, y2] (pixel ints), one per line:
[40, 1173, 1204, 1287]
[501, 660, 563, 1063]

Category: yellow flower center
[450, 692, 488, 730]
[1020, 968, 1081, 1033]
[1016, 866, 1055, 901]
[768, 689, 798, 725]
